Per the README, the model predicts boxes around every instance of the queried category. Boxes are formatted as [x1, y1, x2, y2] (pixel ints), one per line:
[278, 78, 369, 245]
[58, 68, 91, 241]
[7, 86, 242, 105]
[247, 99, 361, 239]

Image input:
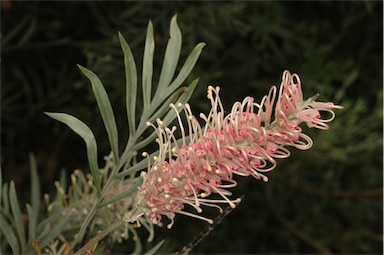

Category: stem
[72, 78, 183, 250]
[74, 217, 125, 255]
[70, 151, 134, 250]
[70, 199, 99, 250]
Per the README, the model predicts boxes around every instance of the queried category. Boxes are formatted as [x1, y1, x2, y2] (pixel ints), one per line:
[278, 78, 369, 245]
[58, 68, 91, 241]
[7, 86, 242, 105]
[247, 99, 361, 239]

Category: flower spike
[134, 70, 342, 227]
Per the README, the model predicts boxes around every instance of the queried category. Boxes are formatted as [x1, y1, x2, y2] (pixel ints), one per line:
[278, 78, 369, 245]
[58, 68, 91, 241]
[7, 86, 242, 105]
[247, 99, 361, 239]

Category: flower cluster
[134, 70, 342, 228]
[45, 153, 150, 246]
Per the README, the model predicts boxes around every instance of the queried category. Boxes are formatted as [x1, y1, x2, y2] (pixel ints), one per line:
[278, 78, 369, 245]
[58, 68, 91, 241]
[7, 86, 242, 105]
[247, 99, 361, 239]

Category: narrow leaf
[129, 87, 184, 150]
[142, 21, 155, 110]
[132, 79, 198, 152]
[36, 208, 61, 234]
[36, 223, 51, 242]
[157, 15, 182, 91]
[164, 43, 205, 99]
[29, 153, 40, 213]
[78, 65, 119, 162]
[27, 154, 40, 244]
[144, 240, 165, 255]
[162, 78, 199, 126]
[147, 87, 186, 126]
[26, 204, 37, 243]
[2, 182, 9, 214]
[45, 112, 101, 195]
[119, 32, 138, 137]
[9, 181, 27, 253]
[118, 79, 197, 178]
[0, 214, 20, 254]
[40, 214, 71, 247]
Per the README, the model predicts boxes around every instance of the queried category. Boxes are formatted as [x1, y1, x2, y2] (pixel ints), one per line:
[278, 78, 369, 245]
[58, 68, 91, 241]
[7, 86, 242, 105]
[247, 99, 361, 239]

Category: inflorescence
[134, 70, 342, 228]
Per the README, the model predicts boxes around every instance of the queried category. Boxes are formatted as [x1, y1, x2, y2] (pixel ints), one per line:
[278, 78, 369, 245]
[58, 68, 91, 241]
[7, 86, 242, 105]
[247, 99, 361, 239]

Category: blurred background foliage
[1, 1, 382, 254]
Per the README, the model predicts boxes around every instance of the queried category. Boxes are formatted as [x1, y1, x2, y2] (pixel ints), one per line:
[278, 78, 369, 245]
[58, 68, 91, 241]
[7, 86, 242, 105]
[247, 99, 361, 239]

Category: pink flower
[134, 70, 342, 228]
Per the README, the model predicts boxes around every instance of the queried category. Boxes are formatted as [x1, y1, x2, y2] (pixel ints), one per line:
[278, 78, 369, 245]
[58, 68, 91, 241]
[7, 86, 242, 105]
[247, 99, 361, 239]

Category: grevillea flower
[134, 70, 342, 228]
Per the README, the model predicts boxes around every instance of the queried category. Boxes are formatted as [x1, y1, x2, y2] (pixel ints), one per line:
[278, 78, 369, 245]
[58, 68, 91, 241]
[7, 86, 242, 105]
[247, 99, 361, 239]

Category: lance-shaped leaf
[40, 214, 71, 247]
[1, 182, 9, 215]
[119, 31, 138, 138]
[29, 154, 40, 216]
[142, 21, 155, 110]
[9, 181, 26, 253]
[168, 42, 205, 92]
[78, 65, 119, 162]
[45, 112, 101, 195]
[153, 42, 205, 105]
[118, 79, 198, 178]
[157, 15, 182, 91]
[162, 78, 199, 128]
[0, 214, 20, 254]
[25, 154, 41, 245]
[132, 78, 199, 153]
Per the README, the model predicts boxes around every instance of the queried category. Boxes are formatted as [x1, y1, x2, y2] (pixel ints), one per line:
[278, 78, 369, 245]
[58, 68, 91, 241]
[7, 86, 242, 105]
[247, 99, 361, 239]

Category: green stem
[74, 217, 125, 255]
[70, 151, 134, 250]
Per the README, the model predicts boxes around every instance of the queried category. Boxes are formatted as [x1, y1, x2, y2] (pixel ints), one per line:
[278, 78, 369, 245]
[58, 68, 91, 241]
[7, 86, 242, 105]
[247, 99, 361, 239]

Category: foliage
[2, 14, 202, 254]
[1, 1, 382, 254]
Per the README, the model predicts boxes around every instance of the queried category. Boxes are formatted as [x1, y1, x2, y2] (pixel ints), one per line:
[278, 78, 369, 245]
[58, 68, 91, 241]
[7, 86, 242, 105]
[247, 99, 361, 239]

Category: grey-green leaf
[2, 182, 9, 215]
[40, 214, 71, 247]
[27, 154, 41, 241]
[29, 154, 40, 211]
[146, 86, 186, 126]
[36, 223, 51, 242]
[130, 78, 198, 154]
[26, 204, 37, 243]
[119, 32, 138, 137]
[165, 42, 205, 98]
[157, 15, 182, 91]
[0, 214, 20, 254]
[162, 78, 199, 126]
[45, 112, 101, 195]
[118, 79, 198, 178]
[9, 181, 27, 253]
[142, 21, 155, 110]
[78, 65, 119, 162]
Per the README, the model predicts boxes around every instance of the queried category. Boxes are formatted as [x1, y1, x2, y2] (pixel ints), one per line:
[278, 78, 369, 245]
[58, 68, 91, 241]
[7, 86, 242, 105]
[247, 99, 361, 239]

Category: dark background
[1, 1, 383, 254]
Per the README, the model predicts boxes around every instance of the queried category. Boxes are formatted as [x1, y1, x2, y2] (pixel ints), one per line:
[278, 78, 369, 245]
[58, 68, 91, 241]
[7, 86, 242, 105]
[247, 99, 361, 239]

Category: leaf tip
[44, 112, 55, 118]
[77, 64, 86, 72]
[172, 14, 178, 22]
